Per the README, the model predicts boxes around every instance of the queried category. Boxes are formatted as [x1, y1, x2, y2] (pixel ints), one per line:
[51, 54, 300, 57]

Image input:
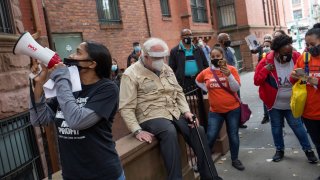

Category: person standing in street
[291, 23, 320, 180]
[29, 41, 125, 180]
[169, 29, 208, 90]
[127, 42, 141, 67]
[196, 46, 245, 171]
[251, 34, 273, 124]
[254, 34, 318, 163]
[217, 33, 247, 128]
[198, 38, 211, 65]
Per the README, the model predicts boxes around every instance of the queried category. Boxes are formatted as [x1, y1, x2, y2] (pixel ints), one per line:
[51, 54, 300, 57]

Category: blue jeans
[117, 170, 126, 180]
[269, 108, 312, 151]
[207, 107, 241, 161]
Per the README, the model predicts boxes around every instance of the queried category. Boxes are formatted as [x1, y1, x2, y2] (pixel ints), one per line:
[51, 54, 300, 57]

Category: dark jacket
[127, 51, 139, 67]
[169, 44, 209, 86]
[250, 45, 264, 62]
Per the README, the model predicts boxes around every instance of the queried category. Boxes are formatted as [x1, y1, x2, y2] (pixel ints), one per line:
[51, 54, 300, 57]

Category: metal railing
[0, 111, 44, 180]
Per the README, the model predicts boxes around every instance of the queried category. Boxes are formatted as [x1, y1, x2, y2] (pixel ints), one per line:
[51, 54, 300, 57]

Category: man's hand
[184, 112, 199, 128]
[135, 130, 154, 143]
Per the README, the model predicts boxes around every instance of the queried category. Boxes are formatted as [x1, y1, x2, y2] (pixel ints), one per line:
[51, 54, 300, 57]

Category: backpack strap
[304, 52, 310, 76]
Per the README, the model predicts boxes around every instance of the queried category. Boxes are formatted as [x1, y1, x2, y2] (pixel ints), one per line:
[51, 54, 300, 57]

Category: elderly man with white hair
[119, 38, 222, 180]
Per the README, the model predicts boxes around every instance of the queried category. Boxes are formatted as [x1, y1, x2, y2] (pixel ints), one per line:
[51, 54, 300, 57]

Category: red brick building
[44, 0, 215, 69]
[210, 0, 287, 70]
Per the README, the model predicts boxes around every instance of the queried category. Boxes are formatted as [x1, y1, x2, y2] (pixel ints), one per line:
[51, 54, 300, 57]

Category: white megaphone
[13, 32, 61, 69]
[13, 32, 82, 98]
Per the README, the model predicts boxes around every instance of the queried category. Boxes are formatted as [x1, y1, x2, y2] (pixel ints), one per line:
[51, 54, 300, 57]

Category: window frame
[292, 0, 301, 5]
[160, 0, 171, 17]
[0, 0, 14, 34]
[217, 0, 237, 28]
[190, 0, 209, 23]
[293, 9, 303, 20]
[96, 0, 121, 24]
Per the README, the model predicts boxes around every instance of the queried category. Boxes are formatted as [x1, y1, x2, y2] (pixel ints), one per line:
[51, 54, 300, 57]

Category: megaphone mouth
[13, 32, 29, 55]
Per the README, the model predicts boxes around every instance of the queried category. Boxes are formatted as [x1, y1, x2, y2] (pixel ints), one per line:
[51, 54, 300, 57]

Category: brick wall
[45, 0, 150, 69]
[0, 0, 47, 119]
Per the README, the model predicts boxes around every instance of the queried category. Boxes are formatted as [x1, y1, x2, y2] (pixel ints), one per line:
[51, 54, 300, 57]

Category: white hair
[142, 37, 169, 57]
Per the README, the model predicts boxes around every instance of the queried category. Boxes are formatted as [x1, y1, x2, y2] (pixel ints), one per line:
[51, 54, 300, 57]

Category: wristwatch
[134, 129, 142, 136]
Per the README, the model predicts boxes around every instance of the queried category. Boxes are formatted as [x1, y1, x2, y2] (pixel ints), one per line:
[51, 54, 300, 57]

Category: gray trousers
[140, 116, 218, 180]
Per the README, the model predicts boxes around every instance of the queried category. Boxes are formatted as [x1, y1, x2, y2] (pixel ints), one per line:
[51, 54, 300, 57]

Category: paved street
[214, 72, 320, 180]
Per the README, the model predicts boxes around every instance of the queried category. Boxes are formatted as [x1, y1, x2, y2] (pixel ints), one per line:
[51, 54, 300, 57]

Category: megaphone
[13, 32, 61, 69]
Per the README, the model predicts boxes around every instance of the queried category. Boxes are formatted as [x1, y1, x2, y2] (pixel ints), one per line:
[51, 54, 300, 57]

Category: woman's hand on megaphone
[50, 62, 66, 71]
[33, 63, 49, 85]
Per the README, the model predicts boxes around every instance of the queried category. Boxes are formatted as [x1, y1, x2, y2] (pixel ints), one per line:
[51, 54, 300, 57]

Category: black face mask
[309, 45, 320, 57]
[64, 58, 92, 70]
[279, 54, 292, 63]
[224, 40, 231, 47]
[183, 37, 192, 44]
[211, 58, 222, 67]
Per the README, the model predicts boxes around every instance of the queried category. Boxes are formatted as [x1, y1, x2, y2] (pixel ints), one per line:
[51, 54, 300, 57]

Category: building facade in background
[210, 0, 287, 69]
[45, 0, 215, 69]
[283, 0, 320, 52]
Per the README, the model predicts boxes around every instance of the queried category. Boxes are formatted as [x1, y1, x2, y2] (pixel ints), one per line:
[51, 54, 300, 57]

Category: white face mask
[152, 59, 164, 71]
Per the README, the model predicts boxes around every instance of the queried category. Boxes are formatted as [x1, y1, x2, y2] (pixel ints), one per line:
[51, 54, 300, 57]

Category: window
[217, 0, 236, 28]
[0, 0, 13, 33]
[190, 0, 208, 23]
[293, 9, 302, 20]
[292, 0, 301, 5]
[96, 0, 121, 24]
[160, 0, 171, 17]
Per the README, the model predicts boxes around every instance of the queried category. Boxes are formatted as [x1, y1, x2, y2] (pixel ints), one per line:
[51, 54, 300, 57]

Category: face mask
[211, 58, 222, 67]
[134, 46, 141, 53]
[263, 47, 271, 53]
[198, 41, 204, 46]
[309, 45, 320, 57]
[152, 59, 164, 71]
[183, 37, 192, 44]
[223, 40, 231, 47]
[64, 58, 92, 70]
[279, 54, 292, 63]
[111, 65, 118, 72]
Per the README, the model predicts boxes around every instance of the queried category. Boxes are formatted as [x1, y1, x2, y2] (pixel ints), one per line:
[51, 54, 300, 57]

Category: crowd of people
[28, 23, 320, 180]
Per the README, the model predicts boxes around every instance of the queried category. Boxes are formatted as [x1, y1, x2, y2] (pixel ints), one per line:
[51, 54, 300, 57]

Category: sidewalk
[214, 72, 320, 180]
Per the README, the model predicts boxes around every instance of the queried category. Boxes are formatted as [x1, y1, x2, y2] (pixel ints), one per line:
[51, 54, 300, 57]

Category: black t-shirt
[49, 78, 122, 180]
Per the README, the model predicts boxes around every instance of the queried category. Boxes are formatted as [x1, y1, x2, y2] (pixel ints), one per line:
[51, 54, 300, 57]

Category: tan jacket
[119, 60, 190, 133]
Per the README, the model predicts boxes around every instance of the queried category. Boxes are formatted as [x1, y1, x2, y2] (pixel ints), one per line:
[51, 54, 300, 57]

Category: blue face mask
[134, 46, 141, 53]
[111, 65, 118, 72]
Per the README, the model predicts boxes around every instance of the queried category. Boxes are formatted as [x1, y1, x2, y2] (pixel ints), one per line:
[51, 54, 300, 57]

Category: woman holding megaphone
[29, 41, 125, 180]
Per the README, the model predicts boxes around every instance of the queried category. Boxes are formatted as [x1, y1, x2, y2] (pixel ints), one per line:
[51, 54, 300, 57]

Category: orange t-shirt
[294, 54, 320, 120]
[196, 66, 241, 113]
